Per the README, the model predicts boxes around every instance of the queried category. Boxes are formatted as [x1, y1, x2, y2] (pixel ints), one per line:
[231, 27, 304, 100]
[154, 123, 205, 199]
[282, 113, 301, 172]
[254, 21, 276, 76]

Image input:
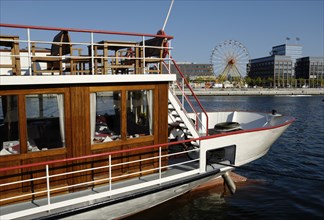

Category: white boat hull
[200, 123, 291, 167]
[45, 171, 224, 220]
[193, 111, 293, 168]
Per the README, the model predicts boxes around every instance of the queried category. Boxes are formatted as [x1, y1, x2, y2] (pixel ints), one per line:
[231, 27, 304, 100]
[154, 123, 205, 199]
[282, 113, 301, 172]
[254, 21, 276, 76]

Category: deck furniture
[32, 31, 89, 75]
[89, 41, 139, 74]
[138, 34, 168, 74]
[0, 35, 21, 75]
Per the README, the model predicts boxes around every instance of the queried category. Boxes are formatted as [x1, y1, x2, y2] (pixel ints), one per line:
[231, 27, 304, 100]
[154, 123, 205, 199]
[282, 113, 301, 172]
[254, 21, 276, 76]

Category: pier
[176, 88, 324, 96]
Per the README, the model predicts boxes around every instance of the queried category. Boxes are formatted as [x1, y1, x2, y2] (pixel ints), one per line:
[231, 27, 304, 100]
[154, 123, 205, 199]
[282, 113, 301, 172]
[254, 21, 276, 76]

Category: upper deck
[0, 23, 175, 84]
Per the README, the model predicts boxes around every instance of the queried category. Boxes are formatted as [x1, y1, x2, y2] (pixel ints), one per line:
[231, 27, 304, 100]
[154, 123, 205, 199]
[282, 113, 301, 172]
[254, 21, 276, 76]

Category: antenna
[162, 0, 174, 31]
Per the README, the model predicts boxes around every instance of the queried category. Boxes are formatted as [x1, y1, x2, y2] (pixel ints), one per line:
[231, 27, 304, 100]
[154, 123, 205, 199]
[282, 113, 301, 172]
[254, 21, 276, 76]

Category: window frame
[0, 88, 70, 157]
[89, 84, 157, 150]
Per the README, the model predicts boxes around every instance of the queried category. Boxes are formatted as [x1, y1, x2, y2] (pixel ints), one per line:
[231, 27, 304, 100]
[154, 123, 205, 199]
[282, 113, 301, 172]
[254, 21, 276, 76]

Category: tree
[244, 76, 252, 87]
[186, 76, 190, 83]
[320, 78, 324, 87]
[290, 78, 297, 88]
[255, 77, 262, 86]
[266, 77, 273, 88]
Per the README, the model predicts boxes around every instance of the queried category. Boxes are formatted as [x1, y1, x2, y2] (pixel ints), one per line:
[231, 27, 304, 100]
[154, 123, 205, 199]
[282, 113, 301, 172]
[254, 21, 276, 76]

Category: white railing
[0, 23, 173, 76]
[163, 59, 209, 136]
[0, 142, 200, 219]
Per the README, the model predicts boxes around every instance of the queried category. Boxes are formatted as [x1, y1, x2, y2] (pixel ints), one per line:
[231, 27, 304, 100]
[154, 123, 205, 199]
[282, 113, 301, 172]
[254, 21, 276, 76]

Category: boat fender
[222, 171, 236, 195]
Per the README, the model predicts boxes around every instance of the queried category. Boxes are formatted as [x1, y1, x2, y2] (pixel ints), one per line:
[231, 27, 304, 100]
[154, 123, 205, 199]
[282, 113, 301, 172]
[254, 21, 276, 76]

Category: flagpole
[286, 37, 290, 45]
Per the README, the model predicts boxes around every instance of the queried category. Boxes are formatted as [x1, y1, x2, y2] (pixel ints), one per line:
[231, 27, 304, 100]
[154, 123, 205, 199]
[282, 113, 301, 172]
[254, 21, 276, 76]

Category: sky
[0, 0, 323, 63]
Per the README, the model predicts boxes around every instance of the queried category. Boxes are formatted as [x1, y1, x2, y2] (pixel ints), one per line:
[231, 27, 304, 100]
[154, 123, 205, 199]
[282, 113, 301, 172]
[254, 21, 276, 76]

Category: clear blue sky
[1, 0, 323, 63]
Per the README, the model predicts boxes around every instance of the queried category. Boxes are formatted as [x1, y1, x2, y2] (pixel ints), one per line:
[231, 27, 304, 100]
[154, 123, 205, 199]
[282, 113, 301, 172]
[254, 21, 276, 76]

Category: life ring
[157, 30, 169, 58]
[214, 122, 241, 133]
[162, 41, 169, 58]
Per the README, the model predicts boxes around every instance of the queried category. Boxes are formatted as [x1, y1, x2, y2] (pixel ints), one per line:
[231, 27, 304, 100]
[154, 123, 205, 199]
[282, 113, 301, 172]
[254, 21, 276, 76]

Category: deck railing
[0, 23, 173, 76]
[0, 138, 206, 219]
[164, 58, 209, 136]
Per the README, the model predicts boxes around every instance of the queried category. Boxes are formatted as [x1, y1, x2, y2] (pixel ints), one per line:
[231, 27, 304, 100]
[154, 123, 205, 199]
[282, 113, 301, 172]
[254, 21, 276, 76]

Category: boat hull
[200, 123, 291, 167]
[31, 170, 225, 220]
[50, 121, 292, 219]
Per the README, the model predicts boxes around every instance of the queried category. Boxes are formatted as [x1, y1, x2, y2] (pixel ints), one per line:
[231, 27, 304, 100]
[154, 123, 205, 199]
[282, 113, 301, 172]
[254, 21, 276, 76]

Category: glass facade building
[295, 57, 324, 87]
[248, 55, 293, 87]
[271, 44, 303, 76]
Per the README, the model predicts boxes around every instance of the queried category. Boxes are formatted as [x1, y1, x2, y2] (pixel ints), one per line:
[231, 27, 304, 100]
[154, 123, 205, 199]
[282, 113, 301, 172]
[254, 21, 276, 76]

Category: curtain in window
[90, 93, 97, 144]
[56, 94, 65, 146]
[146, 90, 153, 135]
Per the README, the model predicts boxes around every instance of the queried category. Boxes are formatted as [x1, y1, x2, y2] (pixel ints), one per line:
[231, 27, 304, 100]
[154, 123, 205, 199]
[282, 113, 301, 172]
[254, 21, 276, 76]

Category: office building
[295, 56, 324, 87]
[248, 55, 293, 87]
[271, 44, 303, 76]
[163, 63, 213, 81]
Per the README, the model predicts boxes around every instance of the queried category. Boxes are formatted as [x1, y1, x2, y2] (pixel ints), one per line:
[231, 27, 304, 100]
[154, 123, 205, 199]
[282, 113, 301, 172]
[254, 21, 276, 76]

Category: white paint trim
[0, 74, 176, 86]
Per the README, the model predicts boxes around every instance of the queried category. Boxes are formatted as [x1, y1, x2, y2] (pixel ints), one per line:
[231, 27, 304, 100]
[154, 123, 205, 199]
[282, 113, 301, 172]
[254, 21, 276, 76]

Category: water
[127, 95, 324, 219]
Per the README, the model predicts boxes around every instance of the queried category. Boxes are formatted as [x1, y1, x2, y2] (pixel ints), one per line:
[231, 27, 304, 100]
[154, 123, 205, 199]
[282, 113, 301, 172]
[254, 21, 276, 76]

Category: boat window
[91, 91, 121, 144]
[0, 95, 20, 155]
[26, 94, 65, 151]
[126, 90, 153, 138]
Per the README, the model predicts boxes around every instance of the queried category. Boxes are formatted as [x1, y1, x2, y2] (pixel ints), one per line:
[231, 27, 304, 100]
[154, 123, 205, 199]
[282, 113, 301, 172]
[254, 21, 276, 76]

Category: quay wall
[175, 88, 324, 96]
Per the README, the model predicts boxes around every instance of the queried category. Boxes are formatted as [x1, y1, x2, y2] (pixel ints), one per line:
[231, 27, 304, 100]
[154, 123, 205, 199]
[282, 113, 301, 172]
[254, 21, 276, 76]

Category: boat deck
[0, 157, 230, 219]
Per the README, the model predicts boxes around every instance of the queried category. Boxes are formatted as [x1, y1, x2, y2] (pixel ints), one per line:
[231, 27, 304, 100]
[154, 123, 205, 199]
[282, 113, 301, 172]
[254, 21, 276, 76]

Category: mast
[162, 0, 174, 31]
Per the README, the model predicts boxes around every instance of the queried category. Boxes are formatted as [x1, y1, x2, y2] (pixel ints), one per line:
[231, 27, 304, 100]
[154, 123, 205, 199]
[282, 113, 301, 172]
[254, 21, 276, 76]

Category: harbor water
[127, 95, 324, 220]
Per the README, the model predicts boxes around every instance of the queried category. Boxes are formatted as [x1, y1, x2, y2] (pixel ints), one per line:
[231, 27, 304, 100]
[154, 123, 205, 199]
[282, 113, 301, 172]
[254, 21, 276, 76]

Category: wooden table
[0, 35, 21, 75]
[89, 41, 139, 74]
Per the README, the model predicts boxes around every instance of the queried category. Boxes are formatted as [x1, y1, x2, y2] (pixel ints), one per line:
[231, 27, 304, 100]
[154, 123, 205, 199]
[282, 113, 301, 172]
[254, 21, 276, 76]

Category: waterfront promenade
[176, 88, 324, 96]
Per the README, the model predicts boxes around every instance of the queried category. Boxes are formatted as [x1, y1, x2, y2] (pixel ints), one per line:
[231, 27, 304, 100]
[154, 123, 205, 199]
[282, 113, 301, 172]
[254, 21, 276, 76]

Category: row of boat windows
[0, 90, 153, 156]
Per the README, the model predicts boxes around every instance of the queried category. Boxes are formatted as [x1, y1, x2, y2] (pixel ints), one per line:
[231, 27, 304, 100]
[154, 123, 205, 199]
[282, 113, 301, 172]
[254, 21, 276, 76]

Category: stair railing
[164, 58, 208, 135]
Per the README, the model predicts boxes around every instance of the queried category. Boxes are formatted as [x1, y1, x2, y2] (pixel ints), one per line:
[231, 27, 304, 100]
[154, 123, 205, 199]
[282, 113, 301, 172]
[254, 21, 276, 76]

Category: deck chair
[32, 31, 70, 75]
[0, 35, 21, 75]
[32, 31, 89, 75]
[138, 32, 168, 74]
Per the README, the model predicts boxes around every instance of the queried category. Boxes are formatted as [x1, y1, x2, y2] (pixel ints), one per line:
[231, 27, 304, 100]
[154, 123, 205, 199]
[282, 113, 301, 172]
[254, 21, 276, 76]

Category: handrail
[166, 57, 209, 135]
[0, 143, 202, 219]
[0, 23, 174, 39]
[168, 70, 200, 127]
[0, 136, 196, 172]
[163, 62, 198, 129]
[0, 113, 295, 219]
[0, 118, 290, 173]
[0, 24, 172, 76]
[0, 113, 295, 173]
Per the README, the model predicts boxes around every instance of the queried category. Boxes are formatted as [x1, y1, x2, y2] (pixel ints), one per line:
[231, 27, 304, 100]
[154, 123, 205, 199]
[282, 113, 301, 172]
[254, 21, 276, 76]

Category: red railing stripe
[170, 58, 209, 134]
[0, 118, 295, 173]
[0, 23, 174, 39]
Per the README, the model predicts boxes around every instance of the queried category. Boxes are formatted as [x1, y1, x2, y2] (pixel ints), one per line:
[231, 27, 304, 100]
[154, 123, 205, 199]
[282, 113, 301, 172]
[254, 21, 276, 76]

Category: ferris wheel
[210, 40, 250, 81]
